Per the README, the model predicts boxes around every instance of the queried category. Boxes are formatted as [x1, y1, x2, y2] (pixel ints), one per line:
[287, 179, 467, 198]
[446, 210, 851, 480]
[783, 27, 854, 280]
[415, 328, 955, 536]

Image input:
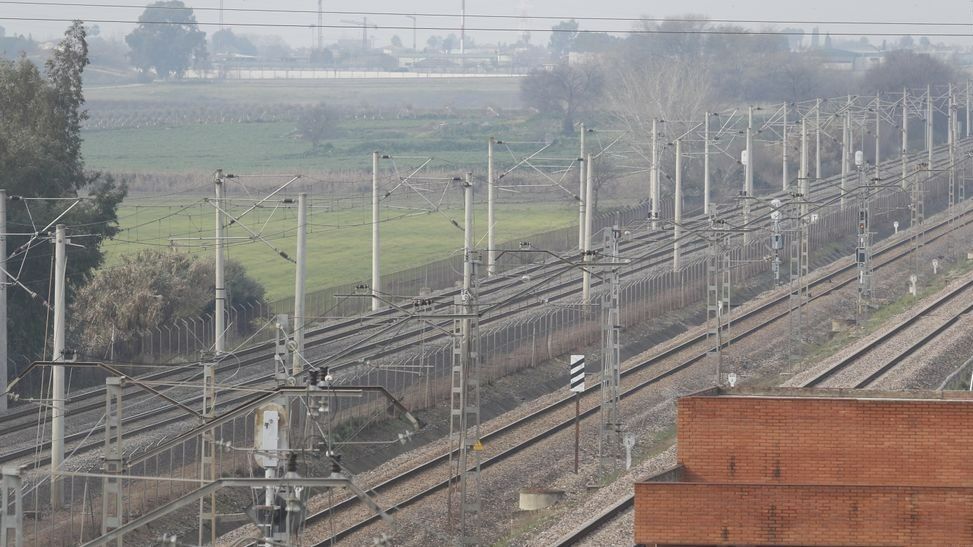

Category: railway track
[801, 268, 973, 389]
[298, 195, 973, 546]
[5, 142, 941, 468]
[551, 496, 634, 547]
[529, 230, 973, 547]
[10, 139, 950, 440]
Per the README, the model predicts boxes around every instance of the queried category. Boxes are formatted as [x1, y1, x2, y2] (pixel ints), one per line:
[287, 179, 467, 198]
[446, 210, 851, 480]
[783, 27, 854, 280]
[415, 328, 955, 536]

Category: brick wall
[676, 395, 973, 486]
[635, 482, 973, 546]
[633, 393, 973, 546]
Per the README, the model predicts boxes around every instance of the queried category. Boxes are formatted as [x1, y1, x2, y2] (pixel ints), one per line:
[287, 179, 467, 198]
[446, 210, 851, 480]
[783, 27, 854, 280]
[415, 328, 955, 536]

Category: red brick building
[635, 387, 973, 546]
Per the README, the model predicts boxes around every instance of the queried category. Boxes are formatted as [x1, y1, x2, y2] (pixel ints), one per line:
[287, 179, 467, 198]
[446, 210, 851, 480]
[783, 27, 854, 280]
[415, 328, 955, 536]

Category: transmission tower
[787, 191, 809, 361]
[788, 116, 812, 361]
[770, 199, 785, 286]
[599, 224, 622, 473]
[705, 213, 733, 384]
[911, 162, 926, 282]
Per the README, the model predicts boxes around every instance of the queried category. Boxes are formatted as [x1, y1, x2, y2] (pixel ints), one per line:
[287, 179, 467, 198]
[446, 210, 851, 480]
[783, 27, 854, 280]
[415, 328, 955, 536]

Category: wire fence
[110, 200, 667, 362]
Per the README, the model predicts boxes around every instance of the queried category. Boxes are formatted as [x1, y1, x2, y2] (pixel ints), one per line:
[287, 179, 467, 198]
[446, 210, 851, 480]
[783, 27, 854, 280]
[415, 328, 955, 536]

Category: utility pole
[650, 118, 659, 229]
[911, 162, 926, 280]
[800, 117, 809, 201]
[855, 150, 872, 323]
[0, 190, 6, 413]
[406, 15, 417, 51]
[874, 93, 881, 183]
[599, 224, 622, 473]
[815, 98, 822, 181]
[487, 137, 497, 276]
[927, 85, 935, 175]
[316, 0, 324, 52]
[950, 84, 957, 216]
[447, 173, 481, 545]
[200, 170, 225, 545]
[782, 103, 789, 192]
[800, 121, 811, 298]
[463, 173, 474, 293]
[582, 153, 595, 303]
[743, 107, 753, 244]
[902, 89, 909, 189]
[673, 139, 682, 271]
[372, 152, 381, 311]
[704, 112, 711, 215]
[460, 0, 466, 61]
[292, 193, 307, 375]
[841, 107, 850, 208]
[50, 224, 66, 510]
[214, 171, 226, 355]
[578, 123, 586, 249]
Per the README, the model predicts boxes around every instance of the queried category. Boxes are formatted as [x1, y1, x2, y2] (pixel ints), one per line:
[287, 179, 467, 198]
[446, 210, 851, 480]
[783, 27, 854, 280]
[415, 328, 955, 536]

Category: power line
[1, 1, 970, 29]
[2, 14, 973, 37]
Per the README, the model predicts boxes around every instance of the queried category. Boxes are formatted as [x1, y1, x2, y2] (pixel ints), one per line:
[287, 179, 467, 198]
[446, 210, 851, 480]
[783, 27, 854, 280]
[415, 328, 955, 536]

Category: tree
[309, 47, 334, 65]
[125, 1, 207, 78]
[520, 63, 604, 134]
[390, 35, 403, 48]
[211, 28, 256, 57]
[0, 21, 127, 367]
[442, 34, 459, 52]
[426, 35, 442, 52]
[626, 15, 709, 60]
[296, 103, 341, 149]
[71, 250, 266, 356]
[549, 19, 579, 60]
[864, 50, 955, 93]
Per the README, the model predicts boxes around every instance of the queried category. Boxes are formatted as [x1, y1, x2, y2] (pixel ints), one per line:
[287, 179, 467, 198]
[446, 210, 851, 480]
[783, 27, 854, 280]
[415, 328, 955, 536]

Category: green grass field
[106, 198, 580, 302]
[80, 78, 575, 174]
[82, 116, 574, 173]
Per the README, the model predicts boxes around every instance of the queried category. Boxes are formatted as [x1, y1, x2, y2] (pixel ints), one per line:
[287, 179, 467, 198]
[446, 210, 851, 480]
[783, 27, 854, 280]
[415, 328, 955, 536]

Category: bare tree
[520, 62, 604, 134]
[864, 50, 956, 93]
[297, 102, 341, 149]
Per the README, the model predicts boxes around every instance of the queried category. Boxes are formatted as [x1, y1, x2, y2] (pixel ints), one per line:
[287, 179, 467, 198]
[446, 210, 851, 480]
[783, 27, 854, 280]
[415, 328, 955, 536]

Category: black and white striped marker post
[569, 355, 585, 392]
[570, 354, 584, 473]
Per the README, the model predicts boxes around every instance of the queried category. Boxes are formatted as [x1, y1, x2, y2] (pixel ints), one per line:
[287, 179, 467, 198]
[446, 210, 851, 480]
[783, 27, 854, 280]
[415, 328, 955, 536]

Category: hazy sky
[3, 0, 971, 48]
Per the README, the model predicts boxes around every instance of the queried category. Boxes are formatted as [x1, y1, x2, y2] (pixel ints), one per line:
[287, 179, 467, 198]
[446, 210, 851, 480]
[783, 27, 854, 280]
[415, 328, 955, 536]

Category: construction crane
[341, 17, 378, 50]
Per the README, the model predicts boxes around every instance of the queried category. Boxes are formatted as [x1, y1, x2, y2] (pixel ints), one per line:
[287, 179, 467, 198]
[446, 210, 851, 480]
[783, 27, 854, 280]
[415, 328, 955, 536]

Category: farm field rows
[82, 117, 574, 173]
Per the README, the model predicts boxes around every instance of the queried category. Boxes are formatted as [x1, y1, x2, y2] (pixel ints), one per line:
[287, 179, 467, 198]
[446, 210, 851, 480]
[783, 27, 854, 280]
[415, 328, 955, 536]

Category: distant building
[817, 48, 885, 72]
[635, 387, 973, 546]
[384, 48, 515, 72]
